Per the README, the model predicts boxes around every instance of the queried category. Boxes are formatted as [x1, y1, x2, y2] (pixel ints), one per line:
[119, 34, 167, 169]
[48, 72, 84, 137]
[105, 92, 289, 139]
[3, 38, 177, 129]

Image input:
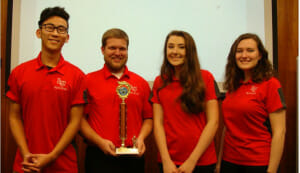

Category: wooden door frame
[276, 0, 298, 172]
[1, 0, 16, 173]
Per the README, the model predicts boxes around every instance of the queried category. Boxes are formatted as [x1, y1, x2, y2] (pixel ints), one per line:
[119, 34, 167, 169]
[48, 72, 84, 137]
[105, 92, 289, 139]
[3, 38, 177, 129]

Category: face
[102, 38, 128, 73]
[166, 36, 186, 68]
[235, 38, 262, 72]
[36, 16, 69, 53]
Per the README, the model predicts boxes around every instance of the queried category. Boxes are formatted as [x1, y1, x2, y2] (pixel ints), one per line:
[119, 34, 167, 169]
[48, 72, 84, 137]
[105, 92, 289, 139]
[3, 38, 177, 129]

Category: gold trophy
[116, 81, 139, 155]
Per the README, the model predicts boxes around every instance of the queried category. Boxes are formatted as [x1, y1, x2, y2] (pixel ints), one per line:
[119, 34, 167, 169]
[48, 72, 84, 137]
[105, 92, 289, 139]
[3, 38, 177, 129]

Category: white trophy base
[116, 147, 139, 155]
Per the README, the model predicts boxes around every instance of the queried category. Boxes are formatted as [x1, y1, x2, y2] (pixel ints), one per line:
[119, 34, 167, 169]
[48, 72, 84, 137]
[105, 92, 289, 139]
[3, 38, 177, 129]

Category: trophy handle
[120, 101, 126, 147]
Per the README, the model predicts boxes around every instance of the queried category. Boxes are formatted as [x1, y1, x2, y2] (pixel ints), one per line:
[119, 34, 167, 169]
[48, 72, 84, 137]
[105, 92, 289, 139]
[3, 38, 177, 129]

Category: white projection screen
[11, 0, 272, 82]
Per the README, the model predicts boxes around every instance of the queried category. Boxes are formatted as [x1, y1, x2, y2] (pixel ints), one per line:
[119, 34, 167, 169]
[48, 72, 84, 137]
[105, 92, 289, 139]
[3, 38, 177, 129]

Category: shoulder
[153, 76, 162, 82]
[200, 69, 215, 81]
[262, 77, 282, 88]
[86, 70, 102, 79]
[152, 76, 164, 88]
[13, 59, 36, 70]
[266, 77, 281, 84]
[10, 59, 36, 75]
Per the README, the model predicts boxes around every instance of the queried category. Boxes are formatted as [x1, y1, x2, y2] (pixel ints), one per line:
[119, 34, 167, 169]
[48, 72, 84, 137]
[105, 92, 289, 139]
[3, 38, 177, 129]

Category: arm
[31, 105, 84, 169]
[267, 109, 286, 173]
[136, 118, 153, 156]
[153, 103, 178, 173]
[9, 100, 30, 158]
[178, 99, 219, 173]
[9, 100, 40, 172]
[80, 117, 117, 156]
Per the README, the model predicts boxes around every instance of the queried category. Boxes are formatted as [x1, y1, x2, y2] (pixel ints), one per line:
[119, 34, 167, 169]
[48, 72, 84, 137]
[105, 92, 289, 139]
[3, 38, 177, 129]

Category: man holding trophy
[81, 28, 153, 173]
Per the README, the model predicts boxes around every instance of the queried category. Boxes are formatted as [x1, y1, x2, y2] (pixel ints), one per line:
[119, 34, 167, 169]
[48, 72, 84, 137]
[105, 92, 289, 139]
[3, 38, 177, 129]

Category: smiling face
[102, 38, 128, 73]
[166, 35, 186, 69]
[235, 38, 262, 76]
[36, 16, 69, 53]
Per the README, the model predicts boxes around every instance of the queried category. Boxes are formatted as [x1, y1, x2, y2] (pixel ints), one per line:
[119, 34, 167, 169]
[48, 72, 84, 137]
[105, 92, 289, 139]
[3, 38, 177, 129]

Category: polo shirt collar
[172, 75, 180, 81]
[103, 64, 130, 79]
[240, 79, 254, 85]
[35, 52, 66, 74]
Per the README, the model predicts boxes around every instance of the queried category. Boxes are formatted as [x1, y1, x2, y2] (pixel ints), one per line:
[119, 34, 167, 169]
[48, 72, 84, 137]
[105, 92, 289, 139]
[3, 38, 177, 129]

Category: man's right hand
[22, 153, 40, 173]
[98, 139, 117, 156]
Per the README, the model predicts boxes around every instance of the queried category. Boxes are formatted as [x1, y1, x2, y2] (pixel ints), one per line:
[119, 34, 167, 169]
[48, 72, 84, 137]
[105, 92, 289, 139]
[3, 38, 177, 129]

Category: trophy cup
[116, 81, 139, 155]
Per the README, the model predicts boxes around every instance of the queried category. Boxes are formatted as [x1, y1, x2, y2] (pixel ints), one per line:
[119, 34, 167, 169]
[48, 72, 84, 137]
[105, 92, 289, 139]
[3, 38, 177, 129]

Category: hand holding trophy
[116, 81, 139, 155]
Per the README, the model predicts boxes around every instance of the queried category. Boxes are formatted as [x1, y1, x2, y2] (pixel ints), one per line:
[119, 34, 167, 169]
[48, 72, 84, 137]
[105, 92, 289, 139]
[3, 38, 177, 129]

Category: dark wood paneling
[277, 0, 298, 172]
[215, 100, 224, 157]
[1, 98, 17, 173]
[75, 135, 87, 173]
[144, 133, 159, 173]
[1, 0, 18, 173]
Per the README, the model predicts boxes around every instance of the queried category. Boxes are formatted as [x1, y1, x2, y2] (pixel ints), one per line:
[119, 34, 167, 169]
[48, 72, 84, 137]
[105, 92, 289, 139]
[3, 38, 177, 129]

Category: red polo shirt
[85, 64, 153, 147]
[151, 70, 218, 166]
[222, 77, 286, 165]
[6, 53, 86, 173]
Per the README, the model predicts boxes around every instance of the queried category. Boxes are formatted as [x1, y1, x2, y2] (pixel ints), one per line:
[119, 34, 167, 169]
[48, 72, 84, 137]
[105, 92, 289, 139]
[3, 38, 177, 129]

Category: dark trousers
[159, 163, 216, 173]
[220, 160, 279, 173]
[85, 146, 145, 173]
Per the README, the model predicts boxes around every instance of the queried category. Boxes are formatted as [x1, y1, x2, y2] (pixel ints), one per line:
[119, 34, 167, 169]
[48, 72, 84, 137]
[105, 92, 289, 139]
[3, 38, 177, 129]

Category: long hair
[224, 33, 274, 92]
[159, 30, 206, 114]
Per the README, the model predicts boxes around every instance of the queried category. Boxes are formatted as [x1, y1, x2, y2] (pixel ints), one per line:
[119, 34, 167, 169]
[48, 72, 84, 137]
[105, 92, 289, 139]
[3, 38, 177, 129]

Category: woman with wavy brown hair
[216, 33, 286, 173]
[151, 30, 220, 173]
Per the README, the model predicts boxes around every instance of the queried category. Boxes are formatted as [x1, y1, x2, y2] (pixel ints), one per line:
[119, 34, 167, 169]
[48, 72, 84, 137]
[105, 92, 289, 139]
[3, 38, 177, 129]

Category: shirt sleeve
[83, 90, 90, 117]
[6, 69, 20, 103]
[71, 72, 87, 106]
[265, 78, 286, 113]
[202, 70, 218, 101]
[141, 80, 153, 119]
[150, 76, 161, 104]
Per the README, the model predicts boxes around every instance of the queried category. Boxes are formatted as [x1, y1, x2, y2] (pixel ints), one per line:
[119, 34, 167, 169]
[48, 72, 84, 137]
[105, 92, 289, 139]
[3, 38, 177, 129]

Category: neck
[106, 64, 125, 75]
[40, 51, 61, 67]
[174, 66, 181, 78]
[243, 71, 252, 82]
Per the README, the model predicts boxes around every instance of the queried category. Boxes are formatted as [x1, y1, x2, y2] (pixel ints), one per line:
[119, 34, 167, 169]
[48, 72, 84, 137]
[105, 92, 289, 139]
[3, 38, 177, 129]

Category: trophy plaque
[116, 81, 139, 155]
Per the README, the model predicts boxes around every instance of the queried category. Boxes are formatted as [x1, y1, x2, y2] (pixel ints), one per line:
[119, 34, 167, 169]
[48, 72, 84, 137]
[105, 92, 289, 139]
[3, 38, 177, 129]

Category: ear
[101, 46, 105, 55]
[258, 53, 262, 60]
[65, 34, 70, 43]
[36, 29, 41, 38]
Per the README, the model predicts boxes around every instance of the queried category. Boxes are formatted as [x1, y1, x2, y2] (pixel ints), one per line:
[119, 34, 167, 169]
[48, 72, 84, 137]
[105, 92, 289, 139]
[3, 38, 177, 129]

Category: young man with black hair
[7, 6, 86, 173]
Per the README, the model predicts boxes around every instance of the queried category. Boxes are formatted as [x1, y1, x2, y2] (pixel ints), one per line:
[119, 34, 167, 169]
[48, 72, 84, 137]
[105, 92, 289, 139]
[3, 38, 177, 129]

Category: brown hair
[224, 33, 274, 92]
[159, 30, 206, 114]
[101, 28, 129, 47]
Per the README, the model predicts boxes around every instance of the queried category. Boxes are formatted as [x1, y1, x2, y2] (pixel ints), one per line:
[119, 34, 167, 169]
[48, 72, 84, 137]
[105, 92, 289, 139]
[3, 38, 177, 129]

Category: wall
[11, 0, 266, 82]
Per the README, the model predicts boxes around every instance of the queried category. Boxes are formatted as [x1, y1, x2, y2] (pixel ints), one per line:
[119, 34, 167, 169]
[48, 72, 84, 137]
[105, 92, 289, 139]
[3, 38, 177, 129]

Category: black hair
[38, 6, 69, 27]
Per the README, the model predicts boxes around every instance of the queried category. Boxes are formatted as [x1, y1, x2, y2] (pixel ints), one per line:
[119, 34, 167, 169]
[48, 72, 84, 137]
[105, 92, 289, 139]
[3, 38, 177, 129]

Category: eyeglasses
[41, 24, 68, 34]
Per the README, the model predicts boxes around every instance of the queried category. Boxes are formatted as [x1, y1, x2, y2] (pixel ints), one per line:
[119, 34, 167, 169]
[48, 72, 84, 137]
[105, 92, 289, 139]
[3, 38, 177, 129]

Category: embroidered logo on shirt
[54, 78, 68, 91]
[130, 85, 140, 95]
[246, 85, 258, 95]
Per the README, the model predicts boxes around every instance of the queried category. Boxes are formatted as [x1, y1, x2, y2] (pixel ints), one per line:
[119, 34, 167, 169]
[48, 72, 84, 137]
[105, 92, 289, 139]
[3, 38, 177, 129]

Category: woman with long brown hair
[217, 33, 286, 173]
[151, 30, 219, 173]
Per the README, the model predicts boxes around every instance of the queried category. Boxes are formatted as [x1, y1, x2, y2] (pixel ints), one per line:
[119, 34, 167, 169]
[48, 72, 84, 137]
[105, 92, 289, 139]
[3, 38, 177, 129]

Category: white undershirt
[112, 72, 123, 79]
